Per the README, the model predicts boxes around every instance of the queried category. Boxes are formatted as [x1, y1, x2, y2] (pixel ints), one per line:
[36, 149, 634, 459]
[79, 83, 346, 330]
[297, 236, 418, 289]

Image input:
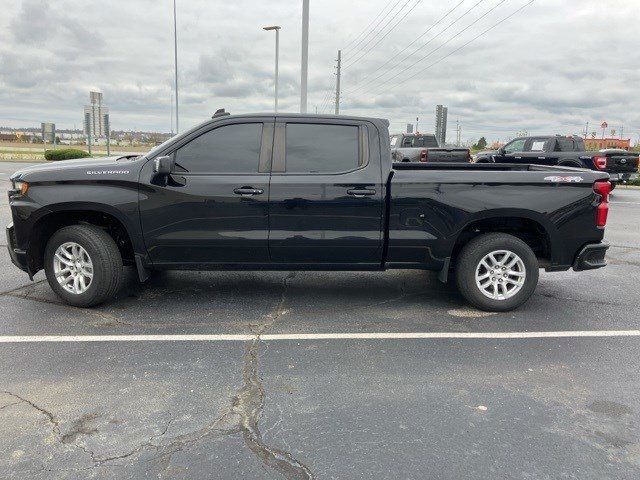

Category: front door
[139, 119, 274, 266]
[497, 138, 527, 163]
[268, 119, 384, 265]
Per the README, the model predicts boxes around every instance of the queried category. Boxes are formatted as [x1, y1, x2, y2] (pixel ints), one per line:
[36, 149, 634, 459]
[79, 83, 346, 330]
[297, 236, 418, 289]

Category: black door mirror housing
[498, 147, 506, 155]
[154, 155, 175, 175]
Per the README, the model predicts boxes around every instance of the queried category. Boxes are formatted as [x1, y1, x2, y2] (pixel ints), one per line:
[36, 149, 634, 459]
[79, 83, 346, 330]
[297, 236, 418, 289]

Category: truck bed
[386, 162, 609, 274]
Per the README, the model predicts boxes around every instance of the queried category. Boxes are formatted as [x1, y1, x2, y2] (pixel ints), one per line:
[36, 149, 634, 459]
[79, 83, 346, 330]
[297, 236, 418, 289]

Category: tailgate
[427, 149, 470, 163]
[605, 152, 639, 173]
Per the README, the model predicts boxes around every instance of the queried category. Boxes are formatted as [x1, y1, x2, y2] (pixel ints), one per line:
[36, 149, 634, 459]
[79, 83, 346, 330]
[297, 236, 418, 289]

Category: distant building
[435, 105, 448, 145]
[584, 137, 631, 151]
[83, 91, 109, 141]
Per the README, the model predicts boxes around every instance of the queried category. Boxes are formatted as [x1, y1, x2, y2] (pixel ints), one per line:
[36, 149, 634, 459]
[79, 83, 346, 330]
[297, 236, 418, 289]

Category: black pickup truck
[7, 113, 611, 311]
[475, 135, 639, 186]
[390, 133, 471, 163]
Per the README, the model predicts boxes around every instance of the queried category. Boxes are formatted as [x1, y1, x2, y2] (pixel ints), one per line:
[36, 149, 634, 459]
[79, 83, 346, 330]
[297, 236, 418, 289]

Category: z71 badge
[543, 176, 584, 183]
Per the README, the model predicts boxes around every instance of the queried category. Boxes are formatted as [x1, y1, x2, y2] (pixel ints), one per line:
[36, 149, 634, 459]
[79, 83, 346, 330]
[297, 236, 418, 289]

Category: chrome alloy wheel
[53, 242, 94, 294]
[475, 250, 526, 301]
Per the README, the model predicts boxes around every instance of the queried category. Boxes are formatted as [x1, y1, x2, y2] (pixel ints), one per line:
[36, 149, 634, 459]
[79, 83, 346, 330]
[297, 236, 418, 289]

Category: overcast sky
[0, 0, 638, 143]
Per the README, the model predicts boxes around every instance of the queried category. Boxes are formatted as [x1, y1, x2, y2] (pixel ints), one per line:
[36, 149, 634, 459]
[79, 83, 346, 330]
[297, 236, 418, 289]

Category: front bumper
[6, 223, 28, 273]
[573, 242, 609, 271]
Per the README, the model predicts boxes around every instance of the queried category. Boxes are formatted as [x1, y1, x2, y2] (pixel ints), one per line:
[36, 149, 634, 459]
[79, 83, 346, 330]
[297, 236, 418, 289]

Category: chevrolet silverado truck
[7, 113, 611, 311]
[390, 133, 471, 163]
[475, 135, 639, 187]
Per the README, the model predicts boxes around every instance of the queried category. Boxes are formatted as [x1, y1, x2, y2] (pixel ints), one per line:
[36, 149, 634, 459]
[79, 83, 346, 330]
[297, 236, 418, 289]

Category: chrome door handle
[347, 188, 376, 197]
[233, 187, 264, 196]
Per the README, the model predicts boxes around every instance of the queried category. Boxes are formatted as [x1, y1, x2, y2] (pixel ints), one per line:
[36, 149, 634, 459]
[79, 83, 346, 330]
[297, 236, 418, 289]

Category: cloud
[0, 0, 638, 142]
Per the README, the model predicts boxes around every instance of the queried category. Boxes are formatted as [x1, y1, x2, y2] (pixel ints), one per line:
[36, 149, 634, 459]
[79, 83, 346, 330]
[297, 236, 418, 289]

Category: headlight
[11, 180, 29, 196]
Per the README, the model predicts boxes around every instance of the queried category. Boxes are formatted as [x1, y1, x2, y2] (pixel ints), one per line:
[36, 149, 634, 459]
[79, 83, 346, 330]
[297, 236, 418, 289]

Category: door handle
[538, 157, 546, 160]
[233, 187, 264, 196]
[514, 156, 522, 160]
[347, 188, 376, 198]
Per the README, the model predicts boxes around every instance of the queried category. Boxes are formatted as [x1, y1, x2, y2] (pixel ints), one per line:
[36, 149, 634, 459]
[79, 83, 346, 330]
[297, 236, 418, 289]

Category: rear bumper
[6, 223, 28, 273]
[609, 172, 638, 182]
[573, 242, 609, 271]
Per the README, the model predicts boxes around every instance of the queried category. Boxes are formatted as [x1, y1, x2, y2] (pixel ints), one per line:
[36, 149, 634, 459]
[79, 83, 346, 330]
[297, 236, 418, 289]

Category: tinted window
[286, 124, 359, 173]
[557, 138, 576, 152]
[526, 138, 553, 152]
[504, 139, 526, 154]
[175, 123, 262, 173]
[412, 135, 439, 148]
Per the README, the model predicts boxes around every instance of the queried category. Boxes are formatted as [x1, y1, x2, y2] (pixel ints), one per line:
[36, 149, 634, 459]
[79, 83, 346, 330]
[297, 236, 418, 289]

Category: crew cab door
[268, 119, 384, 264]
[138, 119, 274, 266]
[523, 137, 557, 165]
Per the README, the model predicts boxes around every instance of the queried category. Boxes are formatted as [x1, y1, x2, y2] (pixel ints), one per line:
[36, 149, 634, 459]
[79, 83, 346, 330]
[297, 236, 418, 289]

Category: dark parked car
[475, 135, 639, 186]
[390, 133, 471, 163]
[7, 113, 610, 311]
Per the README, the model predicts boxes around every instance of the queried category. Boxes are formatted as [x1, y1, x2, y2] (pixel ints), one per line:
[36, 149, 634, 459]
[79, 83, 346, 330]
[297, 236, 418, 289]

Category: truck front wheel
[44, 225, 123, 307]
[455, 233, 539, 312]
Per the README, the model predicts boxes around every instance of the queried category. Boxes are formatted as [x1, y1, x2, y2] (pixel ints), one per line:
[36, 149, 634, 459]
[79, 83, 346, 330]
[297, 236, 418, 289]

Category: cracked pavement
[0, 162, 640, 479]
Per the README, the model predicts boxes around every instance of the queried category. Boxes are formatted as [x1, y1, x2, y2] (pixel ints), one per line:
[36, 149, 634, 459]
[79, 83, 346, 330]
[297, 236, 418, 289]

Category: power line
[343, 0, 422, 70]
[369, 0, 511, 95]
[343, 0, 404, 61]
[341, 0, 398, 51]
[344, 0, 480, 95]
[393, 0, 535, 89]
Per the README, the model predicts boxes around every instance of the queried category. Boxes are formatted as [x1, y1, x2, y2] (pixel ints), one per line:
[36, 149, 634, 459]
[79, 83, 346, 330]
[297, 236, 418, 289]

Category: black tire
[44, 225, 123, 307]
[455, 233, 539, 312]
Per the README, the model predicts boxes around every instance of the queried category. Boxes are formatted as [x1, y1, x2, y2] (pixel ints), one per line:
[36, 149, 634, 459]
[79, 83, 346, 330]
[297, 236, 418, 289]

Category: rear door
[524, 137, 557, 165]
[268, 119, 384, 265]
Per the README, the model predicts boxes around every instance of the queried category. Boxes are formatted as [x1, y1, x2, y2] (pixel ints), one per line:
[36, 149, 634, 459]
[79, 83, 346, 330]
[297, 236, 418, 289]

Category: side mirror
[498, 147, 506, 155]
[154, 155, 175, 175]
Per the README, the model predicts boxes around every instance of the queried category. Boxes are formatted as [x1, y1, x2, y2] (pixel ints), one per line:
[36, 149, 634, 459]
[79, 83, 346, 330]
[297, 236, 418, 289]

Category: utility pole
[173, 0, 179, 133]
[334, 50, 341, 115]
[300, 0, 309, 113]
[263, 26, 281, 112]
[416, 117, 419, 133]
[584, 121, 589, 138]
[456, 119, 461, 146]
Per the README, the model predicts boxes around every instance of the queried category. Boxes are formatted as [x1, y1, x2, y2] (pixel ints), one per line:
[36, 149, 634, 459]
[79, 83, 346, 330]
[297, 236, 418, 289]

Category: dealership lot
[0, 162, 639, 479]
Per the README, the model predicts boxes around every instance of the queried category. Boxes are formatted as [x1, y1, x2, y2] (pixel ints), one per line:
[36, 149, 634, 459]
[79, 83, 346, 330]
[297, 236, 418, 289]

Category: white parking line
[0, 330, 639, 343]
[611, 201, 640, 205]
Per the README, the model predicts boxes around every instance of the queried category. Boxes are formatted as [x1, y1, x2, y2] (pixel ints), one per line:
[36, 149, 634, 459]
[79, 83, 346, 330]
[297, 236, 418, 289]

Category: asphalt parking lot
[0, 161, 639, 479]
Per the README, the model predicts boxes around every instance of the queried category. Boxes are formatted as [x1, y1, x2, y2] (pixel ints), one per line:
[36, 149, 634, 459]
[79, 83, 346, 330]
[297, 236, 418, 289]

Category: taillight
[593, 156, 607, 170]
[420, 150, 428, 162]
[593, 180, 611, 228]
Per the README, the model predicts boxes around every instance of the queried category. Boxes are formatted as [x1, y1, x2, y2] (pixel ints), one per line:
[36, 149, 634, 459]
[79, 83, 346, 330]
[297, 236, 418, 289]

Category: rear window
[557, 138, 576, 152]
[402, 135, 439, 148]
[285, 123, 360, 173]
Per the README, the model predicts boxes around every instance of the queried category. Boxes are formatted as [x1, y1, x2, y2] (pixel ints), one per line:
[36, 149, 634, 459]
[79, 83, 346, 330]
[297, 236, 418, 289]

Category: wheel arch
[27, 203, 146, 275]
[448, 212, 558, 268]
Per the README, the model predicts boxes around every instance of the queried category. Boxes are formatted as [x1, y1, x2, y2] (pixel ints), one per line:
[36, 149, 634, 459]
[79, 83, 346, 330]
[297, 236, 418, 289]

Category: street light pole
[300, 0, 309, 113]
[173, 0, 179, 133]
[263, 26, 281, 113]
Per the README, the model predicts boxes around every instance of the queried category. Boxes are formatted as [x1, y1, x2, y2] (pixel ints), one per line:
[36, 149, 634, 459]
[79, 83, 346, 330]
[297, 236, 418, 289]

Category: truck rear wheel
[44, 225, 123, 307]
[455, 233, 539, 312]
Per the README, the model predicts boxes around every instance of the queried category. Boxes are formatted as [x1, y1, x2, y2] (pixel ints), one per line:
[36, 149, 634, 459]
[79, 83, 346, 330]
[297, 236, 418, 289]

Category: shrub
[44, 148, 91, 161]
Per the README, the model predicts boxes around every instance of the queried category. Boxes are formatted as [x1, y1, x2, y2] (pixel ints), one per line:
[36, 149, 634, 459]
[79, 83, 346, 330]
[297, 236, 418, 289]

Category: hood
[475, 149, 498, 157]
[10, 155, 143, 183]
